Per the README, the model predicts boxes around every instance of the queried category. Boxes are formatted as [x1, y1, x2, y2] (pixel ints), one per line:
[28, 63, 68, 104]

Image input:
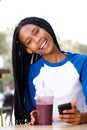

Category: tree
[57, 35, 87, 54]
[0, 31, 13, 91]
[0, 32, 10, 55]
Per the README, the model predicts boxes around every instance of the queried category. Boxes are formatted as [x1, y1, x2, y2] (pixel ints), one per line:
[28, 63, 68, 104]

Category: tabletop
[0, 123, 87, 130]
[0, 69, 10, 78]
[0, 69, 10, 74]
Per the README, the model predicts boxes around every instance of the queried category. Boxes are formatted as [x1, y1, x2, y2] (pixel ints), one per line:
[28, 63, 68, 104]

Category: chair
[0, 106, 13, 126]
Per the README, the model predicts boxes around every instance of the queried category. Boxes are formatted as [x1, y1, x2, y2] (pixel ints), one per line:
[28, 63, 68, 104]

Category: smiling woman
[12, 16, 87, 126]
[12, 16, 60, 125]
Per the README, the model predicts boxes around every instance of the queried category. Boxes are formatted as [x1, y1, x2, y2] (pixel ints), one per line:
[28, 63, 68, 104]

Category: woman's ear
[26, 48, 33, 54]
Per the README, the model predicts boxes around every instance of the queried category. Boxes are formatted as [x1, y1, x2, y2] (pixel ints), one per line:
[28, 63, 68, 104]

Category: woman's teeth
[40, 41, 46, 49]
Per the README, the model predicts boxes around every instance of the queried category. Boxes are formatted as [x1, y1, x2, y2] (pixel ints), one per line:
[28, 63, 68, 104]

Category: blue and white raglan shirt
[24, 52, 87, 123]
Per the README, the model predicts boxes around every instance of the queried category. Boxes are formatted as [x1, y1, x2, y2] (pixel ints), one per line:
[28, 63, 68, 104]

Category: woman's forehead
[21, 24, 40, 31]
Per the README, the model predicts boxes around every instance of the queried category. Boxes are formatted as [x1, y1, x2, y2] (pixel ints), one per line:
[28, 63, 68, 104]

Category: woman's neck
[43, 51, 66, 63]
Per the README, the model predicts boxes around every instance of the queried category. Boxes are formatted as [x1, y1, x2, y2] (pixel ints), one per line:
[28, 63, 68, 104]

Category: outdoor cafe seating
[0, 69, 13, 126]
[0, 106, 13, 126]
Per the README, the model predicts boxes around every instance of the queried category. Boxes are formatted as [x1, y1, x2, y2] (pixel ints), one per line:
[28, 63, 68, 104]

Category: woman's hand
[28, 110, 38, 125]
[58, 100, 81, 125]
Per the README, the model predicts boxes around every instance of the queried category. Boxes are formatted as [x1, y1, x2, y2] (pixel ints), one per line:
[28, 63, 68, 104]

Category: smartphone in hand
[58, 102, 72, 114]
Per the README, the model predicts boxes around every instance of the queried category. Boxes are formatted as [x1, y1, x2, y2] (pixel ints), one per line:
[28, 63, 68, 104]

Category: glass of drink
[35, 88, 54, 125]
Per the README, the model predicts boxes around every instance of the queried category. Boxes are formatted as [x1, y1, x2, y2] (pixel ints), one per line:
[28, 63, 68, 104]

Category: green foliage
[78, 44, 87, 54]
[0, 31, 13, 90]
[0, 32, 11, 55]
[57, 36, 87, 55]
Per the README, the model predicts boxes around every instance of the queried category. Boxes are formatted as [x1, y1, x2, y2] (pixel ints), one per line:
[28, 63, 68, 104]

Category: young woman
[12, 17, 87, 125]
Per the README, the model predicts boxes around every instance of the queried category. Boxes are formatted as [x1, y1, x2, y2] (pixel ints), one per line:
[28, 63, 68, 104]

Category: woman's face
[19, 24, 55, 55]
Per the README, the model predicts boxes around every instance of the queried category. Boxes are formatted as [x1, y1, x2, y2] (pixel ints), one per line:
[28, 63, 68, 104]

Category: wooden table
[0, 69, 10, 78]
[0, 123, 87, 130]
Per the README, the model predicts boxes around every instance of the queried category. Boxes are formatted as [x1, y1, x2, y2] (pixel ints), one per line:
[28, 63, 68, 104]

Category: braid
[12, 17, 60, 125]
[12, 27, 40, 124]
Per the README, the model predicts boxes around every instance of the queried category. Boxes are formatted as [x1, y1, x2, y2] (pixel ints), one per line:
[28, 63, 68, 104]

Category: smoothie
[37, 104, 53, 125]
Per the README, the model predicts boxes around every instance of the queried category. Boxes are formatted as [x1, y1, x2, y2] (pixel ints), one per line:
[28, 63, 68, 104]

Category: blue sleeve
[80, 58, 87, 105]
[24, 58, 44, 112]
[24, 67, 36, 113]
[70, 53, 87, 105]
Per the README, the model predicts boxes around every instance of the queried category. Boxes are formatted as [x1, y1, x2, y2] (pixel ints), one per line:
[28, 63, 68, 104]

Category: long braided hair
[12, 17, 60, 125]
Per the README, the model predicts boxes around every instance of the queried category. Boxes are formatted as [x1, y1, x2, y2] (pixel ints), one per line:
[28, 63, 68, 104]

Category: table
[0, 123, 87, 130]
[0, 69, 10, 78]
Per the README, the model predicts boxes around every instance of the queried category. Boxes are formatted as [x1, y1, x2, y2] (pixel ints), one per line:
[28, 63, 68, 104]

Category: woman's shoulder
[31, 57, 44, 67]
[29, 57, 44, 78]
[66, 51, 87, 60]
[65, 52, 87, 68]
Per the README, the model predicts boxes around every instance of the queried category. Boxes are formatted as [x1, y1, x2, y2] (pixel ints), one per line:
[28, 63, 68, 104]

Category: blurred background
[0, 0, 87, 126]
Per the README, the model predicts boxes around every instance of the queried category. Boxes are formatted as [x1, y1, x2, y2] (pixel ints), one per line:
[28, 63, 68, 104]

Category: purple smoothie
[37, 104, 53, 125]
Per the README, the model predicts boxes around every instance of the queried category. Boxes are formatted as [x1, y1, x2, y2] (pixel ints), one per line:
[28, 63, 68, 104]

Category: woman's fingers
[58, 109, 81, 125]
[29, 110, 38, 125]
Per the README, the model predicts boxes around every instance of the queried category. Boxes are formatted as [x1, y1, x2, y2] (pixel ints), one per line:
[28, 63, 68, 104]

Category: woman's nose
[34, 36, 41, 44]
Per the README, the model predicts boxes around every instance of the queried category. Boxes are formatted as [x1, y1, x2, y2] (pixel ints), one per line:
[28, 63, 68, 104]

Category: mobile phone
[58, 102, 72, 114]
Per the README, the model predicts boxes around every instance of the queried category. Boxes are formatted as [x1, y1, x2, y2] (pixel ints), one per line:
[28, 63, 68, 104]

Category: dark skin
[19, 24, 87, 125]
[19, 24, 65, 63]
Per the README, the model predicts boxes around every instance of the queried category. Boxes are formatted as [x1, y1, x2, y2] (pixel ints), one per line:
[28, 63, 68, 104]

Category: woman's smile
[39, 39, 48, 50]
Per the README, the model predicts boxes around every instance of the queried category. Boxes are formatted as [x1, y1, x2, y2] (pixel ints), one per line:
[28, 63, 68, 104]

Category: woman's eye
[27, 40, 31, 45]
[34, 29, 39, 35]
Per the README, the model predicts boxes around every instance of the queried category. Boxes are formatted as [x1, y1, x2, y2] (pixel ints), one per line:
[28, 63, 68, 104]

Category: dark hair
[12, 17, 60, 125]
